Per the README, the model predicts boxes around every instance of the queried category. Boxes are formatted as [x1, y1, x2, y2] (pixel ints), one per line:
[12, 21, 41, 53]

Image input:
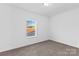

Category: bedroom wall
[50, 8, 79, 48]
[0, 4, 48, 52]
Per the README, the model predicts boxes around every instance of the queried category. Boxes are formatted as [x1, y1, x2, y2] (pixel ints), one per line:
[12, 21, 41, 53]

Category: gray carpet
[0, 40, 79, 56]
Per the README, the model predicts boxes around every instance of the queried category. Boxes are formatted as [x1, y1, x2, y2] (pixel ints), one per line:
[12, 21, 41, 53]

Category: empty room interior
[1, 3, 79, 56]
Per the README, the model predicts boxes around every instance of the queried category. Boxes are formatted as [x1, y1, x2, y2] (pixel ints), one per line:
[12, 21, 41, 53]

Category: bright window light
[43, 3, 49, 6]
[43, 3, 52, 6]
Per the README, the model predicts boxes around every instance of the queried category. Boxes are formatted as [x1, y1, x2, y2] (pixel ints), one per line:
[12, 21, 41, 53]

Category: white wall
[0, 4, 48, 52]
[50, 8, 79, 48]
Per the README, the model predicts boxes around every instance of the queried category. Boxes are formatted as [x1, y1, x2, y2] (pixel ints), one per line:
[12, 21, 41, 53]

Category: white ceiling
[11, 3, 79, 17]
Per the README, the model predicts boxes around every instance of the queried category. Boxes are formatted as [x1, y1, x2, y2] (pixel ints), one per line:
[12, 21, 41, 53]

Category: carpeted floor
[0, 40, 79, 56]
